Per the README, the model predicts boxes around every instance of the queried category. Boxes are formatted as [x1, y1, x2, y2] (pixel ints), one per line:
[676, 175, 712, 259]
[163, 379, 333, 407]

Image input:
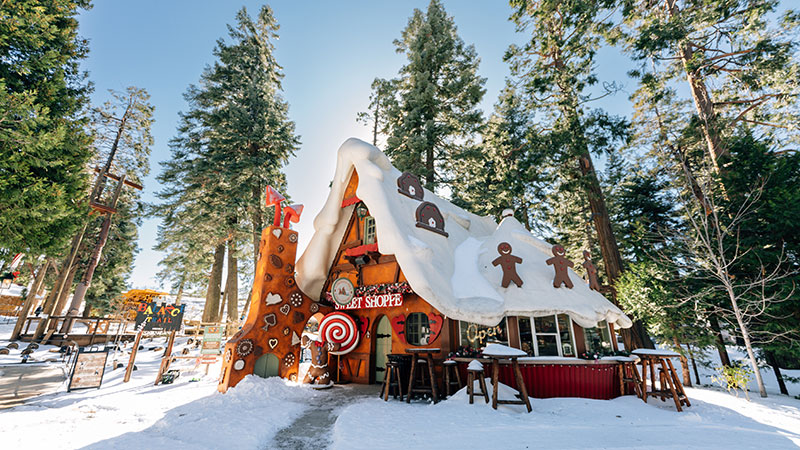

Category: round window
[405, 313, 431, 346]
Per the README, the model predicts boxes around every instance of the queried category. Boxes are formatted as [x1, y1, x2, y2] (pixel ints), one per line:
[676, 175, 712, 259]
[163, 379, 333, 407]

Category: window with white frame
[517, 314, 576, 357]
[458, 319, 508, 349]
[583, 320, 612, 354]
[363, 216, 376, 245]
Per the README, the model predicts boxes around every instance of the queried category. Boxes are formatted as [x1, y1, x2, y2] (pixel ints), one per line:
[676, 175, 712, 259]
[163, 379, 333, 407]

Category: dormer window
[363, 216, 376, 245]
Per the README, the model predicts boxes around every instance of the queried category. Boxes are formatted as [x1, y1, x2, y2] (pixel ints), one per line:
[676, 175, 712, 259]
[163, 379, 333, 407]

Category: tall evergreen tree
[506, 0, 653, 349]
[368, 0, 486, 191]
[154, 5, 298, 323]
[0, 0, 93, 258]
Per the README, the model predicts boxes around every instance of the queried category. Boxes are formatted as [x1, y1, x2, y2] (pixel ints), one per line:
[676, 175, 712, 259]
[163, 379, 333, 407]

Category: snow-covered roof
[296, 138, 632, 329]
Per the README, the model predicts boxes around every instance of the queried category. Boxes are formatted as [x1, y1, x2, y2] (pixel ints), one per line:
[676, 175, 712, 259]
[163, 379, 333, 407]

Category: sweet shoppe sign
[334, 293, 404, 310]
[134, 302, 185, 331]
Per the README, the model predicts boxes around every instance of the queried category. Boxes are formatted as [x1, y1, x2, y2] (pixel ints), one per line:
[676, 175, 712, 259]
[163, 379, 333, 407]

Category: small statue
[301, 335, 338, 388]
[492, 242, 523, 288]
[582, 250, 600, 291]
[546, 244, 574, 288]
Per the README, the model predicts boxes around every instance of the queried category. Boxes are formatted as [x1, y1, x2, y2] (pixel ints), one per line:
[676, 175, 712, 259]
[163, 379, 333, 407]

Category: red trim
[344, 243, 378, 257]
[341, 196, 361, 207]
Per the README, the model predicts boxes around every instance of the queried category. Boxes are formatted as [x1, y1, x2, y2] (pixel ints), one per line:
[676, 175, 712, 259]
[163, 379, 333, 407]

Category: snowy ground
[1, 319, 799, 449]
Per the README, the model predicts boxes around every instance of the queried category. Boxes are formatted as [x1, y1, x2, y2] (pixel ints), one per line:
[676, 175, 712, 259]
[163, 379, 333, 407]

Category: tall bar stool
[467, 360, 489, 404]
[405, 348, 440, 403]
[443, 359, 462, 397]
[381, 359, 404, 401]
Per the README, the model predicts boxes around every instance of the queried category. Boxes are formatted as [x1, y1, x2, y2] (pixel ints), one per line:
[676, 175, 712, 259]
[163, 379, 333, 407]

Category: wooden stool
[633, 349, 691, 412]
[381, 361, 404, 401]
[616, 357, 643, 398]
[405, 348, 440, 403]
[467, 360, 489, 404]
[443, 359, 462, 397]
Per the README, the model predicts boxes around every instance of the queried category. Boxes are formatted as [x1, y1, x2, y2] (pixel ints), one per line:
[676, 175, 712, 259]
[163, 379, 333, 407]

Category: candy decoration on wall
[397, 172, 424, 200]
[310, 302, 320, 313]
[268, 338, 278, 349]
[284, 353, 296, 367]
[290, 292, 304, 308]
[280, 304, 291, 315]
[292, 331, 301, 346]
[492, 242, 524, 288]
[236, 339, 254, 357]
[262, 313, 277, 332]
[415, 202, 448, 237]
[319, 312, 360, 355]
[391, 314, 407, 344]
[546, 244, 574, 288]
[265, 292, 282, 305]
[582, 250, 601, 291]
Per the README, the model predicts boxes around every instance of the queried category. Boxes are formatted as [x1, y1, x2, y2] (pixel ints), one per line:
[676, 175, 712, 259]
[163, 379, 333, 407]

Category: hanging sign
[201, 326, 223, 355]
[134, 302, 185, 331]
[334, 293, 404, 311]
[68, 349, 109, 392]
[331, 277, 355, 306]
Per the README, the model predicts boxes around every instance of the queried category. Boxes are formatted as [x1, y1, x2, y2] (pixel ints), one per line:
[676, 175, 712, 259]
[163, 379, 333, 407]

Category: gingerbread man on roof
[546, 244, 574, 288]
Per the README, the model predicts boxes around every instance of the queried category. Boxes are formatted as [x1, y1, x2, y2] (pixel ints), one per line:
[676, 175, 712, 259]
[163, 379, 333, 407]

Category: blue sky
[77, 1, 634, 291]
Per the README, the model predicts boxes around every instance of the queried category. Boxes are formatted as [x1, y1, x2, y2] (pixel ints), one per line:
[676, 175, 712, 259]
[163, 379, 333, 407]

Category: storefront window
[405, 313, 431, 346]
[518, 314, 576, 357]
[458, 319, 508, 349]
[583, 320, 612, 354]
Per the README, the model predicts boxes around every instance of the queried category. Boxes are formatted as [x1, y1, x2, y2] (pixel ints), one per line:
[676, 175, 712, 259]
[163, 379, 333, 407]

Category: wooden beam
[92, 167, 143, 190]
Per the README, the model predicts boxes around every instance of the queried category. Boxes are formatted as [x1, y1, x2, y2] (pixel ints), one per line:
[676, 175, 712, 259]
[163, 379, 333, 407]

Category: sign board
[201, 325, 223, 355]
[134, 302, 185, 331]
[334, 293, 403, 311]
[68, 349, 109, 392]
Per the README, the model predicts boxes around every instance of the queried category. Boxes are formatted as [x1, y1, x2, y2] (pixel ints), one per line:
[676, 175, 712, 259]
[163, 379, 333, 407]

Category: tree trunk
[34, 224, 86, 339]
[225, 239, 239, 334]
[372, 103, 380, 146]
[11, 260, 50, 340]
[765, 351, 789, 396]
[688, 343, 702, 385]
[53, 262, 79, 319]
[175, 277, 185, 306]
[425, 144, 435, 190]
[252, 184, 263, 268]
[673, 336, 692, 387]
[708, 314, 732, 367]
[727, 284, 767, 397]
[664, 0, 726, 172]
[578, 151, 654, 350]
[202, 243, 225, 323]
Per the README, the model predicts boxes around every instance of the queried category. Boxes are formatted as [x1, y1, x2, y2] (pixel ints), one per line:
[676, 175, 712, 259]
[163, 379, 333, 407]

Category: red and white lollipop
[319, 312, 360, 355]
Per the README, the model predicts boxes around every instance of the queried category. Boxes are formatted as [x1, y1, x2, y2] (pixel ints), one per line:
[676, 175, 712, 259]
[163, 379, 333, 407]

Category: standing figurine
[582, 250, 601, 291]
[492, 242, 524, 288]
[546, 244, 574, 288]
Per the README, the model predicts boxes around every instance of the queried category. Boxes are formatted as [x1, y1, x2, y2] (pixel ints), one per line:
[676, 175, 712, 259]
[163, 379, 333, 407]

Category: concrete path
[270, 384, 381, 450]
[0, 364, 67, 408]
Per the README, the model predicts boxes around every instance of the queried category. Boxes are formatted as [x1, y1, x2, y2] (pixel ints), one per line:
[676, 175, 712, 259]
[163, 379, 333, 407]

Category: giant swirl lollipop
[319, 312, 360, 355]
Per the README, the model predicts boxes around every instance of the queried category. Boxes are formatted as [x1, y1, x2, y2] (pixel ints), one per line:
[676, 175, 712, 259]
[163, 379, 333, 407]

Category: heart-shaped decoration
[427, 313, 443, 343]
[272, 228, 282, 239]
[293, 311, 305, 324]
[280, 304, 291, 315]
[391, 314, 407, 344]
[268, 338, 278, 349]
[266, 292, 282, 305]
[356, 317, 369, 335]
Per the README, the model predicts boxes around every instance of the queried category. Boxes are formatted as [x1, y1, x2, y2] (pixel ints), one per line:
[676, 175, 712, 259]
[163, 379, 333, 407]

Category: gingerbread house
[219, 138, 633, 399]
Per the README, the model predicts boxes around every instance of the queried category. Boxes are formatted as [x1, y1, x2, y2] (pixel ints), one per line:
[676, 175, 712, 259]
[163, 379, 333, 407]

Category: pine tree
[372, 0, 486, 191]
[154, 6, 298, 323]
[506, 0, 653, 349]
[0, 0, 93, 258]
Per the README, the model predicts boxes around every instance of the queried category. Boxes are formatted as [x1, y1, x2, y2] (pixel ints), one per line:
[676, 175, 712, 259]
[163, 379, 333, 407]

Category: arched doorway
[253, 353, 280, 378]
[372, 315, 392, 383]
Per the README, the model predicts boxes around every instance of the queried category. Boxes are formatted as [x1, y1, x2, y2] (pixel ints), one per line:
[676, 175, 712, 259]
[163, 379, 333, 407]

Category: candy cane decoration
[319, 312, 360, 355]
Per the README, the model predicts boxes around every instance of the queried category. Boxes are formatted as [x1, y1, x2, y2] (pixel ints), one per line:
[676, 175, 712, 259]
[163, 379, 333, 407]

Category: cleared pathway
[269, 384, 381, 450]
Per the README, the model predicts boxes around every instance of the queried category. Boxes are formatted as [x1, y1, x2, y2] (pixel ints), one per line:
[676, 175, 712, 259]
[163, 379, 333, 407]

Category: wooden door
[373, 316, 392, 382]
[253, 353, 280, 378]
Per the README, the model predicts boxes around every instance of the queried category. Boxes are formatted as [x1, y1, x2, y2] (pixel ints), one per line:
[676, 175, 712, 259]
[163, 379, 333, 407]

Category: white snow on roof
[295, 138, 632, 329]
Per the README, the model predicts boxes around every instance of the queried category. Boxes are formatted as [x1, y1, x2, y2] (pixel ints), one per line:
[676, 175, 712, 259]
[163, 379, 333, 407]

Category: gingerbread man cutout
[546, 244, 574, 288]
[492, 242, 523, 288]
[582, 250, 600, 291]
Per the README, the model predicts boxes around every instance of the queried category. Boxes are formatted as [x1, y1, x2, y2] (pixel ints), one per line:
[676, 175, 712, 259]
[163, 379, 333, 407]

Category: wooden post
[124, 329, 144, 383]
[11, 260, 50, 340]
[154, 331, 177, 385]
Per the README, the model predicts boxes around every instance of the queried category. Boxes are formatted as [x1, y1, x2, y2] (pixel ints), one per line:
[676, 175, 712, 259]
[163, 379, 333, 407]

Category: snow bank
[296, 138, 631, 329]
